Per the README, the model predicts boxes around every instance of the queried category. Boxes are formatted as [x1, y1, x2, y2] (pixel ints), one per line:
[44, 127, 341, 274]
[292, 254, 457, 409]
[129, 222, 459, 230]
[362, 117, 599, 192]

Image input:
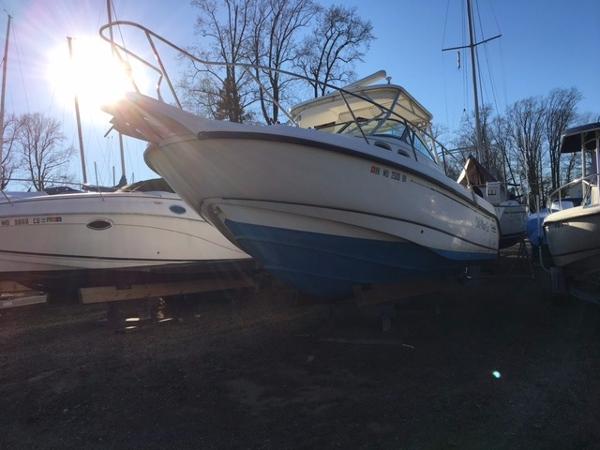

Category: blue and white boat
[105, 70, 499, 298]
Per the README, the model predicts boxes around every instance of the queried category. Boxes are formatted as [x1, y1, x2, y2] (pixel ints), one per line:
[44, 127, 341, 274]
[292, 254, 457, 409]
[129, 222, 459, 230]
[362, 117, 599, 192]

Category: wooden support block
[0, 293, 47, 309]
[0, 280, 32, 294]
[79, 275, 255, 304]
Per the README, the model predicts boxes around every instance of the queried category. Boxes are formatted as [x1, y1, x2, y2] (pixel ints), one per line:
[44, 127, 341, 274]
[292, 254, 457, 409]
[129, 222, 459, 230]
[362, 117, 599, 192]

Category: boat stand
[549, 268, 600, 306]
[80, 275, 256, 329]
[486, 238, 535, 279]
[351, 278, 462, 332]
[0, 281, 47, 310]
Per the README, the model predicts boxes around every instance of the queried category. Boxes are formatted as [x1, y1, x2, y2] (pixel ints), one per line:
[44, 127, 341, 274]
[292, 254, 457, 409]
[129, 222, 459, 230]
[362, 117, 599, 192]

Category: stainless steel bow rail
[98, 20, 454, 170]
[547, 173, 600, 210]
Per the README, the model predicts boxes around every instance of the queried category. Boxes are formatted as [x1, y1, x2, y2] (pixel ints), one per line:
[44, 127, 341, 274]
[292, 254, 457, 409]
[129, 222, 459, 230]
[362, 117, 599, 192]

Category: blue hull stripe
[224, 219, 494, 298]
[222, 197, 498, 252]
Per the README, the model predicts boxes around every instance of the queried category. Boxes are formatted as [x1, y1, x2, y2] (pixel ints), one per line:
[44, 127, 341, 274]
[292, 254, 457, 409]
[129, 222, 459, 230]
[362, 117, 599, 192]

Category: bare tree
[249, 0, 317, 124]
[489, 115, 520, 192]
[186, 0, 256, 122]
[17, 113, 74, 191]
[296, 5, 374, 98]
[0, 115, 21, 189]
[544, 87, 581, 191]
[506, 97, 546, 209]
[455, 105, 505, 180]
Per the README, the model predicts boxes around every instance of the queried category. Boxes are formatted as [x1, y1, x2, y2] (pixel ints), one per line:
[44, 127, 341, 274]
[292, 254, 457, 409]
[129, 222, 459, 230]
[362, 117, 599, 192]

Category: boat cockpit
[290, 72, 441, 170]
[550, 122, 600, 209]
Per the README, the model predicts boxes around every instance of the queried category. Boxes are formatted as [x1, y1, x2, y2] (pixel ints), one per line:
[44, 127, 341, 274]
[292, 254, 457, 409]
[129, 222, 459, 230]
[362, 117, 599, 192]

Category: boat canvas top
[290, 71, 433, 131]
[560, 122, 600, 153]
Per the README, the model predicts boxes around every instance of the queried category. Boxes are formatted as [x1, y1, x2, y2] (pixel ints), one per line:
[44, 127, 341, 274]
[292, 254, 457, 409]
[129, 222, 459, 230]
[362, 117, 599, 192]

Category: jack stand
[550, 266, 567, 295]
[378, 303, 396, 333]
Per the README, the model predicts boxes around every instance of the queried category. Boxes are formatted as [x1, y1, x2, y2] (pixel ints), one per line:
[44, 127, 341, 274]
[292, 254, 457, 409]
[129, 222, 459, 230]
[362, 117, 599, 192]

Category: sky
[0, 0, 598, 189]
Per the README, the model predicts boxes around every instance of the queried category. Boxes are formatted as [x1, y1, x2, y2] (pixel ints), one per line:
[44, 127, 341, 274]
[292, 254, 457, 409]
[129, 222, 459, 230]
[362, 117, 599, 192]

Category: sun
[47, 36, 145, 116]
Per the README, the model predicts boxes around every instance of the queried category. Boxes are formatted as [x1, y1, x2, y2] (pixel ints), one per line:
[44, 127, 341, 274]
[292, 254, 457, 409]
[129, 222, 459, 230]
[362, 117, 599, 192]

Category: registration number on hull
[370, 165, 408, 183]
[0, 216, 63, 227]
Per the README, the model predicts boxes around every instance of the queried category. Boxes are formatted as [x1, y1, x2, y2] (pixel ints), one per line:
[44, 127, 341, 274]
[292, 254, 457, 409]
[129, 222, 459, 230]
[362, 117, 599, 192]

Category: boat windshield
[317, 118, 436, 162]
[345, 119, 408, 140]
[317, 118, 408, 141]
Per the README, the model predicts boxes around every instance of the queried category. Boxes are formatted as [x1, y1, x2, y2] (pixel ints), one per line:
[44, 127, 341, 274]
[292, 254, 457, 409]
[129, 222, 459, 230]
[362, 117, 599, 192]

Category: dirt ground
[1, 271, 599, 450]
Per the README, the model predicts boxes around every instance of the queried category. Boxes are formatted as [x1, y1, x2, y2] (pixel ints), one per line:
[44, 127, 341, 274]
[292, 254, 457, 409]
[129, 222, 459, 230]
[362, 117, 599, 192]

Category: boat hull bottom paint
[224, 219, 494, 298]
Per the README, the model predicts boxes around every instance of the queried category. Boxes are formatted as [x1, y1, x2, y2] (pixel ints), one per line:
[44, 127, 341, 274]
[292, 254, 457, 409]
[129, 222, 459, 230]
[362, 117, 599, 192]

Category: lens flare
[47, 37, 145, 116]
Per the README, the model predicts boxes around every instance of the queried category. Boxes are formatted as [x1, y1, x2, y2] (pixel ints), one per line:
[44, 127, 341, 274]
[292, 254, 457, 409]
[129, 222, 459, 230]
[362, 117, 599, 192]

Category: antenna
[0, 13, 11, 184]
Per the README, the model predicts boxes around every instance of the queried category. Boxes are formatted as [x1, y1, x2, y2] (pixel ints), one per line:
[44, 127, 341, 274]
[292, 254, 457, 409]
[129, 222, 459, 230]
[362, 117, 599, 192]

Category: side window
[413, 134, 435, 161]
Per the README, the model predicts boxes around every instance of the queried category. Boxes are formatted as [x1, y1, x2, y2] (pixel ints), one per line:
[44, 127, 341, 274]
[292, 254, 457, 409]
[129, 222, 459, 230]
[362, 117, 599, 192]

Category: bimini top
[290, 71, 433, 131]
[560, 122, 600, 153]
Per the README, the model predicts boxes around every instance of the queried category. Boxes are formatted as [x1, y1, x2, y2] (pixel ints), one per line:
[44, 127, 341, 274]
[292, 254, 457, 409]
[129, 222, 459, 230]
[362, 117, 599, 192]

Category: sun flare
[47, 37, 145, 115]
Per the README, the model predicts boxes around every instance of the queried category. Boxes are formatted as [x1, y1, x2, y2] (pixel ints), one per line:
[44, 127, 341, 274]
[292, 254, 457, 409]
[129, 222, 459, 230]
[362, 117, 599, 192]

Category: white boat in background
[0, 179, 251, 292]
[544, 123, 600, 280]
[457, 156, 527, 248]
[104, 67, 499, 298]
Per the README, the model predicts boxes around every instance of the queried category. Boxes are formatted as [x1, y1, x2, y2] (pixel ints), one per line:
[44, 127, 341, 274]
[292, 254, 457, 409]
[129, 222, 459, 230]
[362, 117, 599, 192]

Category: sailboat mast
[67, 36, 88, 185]
[0, 14, 11, 180]
[107, 0, 126, 184]
[466, 0, 482, 160]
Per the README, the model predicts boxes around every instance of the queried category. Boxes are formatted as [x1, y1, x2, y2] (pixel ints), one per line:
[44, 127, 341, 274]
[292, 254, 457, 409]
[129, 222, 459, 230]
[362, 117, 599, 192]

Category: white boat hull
[545, 205, 600, 276]
[145, 133, 498, 296]
[496, 202, 527, 247]
[148, 135, 498, 248]
[0, 191, 250, 288]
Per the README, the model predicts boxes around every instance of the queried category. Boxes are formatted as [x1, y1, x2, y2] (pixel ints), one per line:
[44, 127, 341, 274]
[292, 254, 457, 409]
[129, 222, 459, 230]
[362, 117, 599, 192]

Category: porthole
[86, 220, 112, 230]
[169, 205, 186, 215]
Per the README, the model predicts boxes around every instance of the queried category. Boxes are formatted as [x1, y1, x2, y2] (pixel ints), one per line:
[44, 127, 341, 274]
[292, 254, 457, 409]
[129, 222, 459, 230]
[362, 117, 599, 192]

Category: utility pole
[67, 36, 87, 184]
[0, 14, 11, 183]
[107, 0, 126, 184]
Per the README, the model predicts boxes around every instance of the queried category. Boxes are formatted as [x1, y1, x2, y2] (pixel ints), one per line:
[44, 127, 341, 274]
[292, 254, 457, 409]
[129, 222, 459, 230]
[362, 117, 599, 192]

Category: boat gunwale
[544, 206, 600, 225]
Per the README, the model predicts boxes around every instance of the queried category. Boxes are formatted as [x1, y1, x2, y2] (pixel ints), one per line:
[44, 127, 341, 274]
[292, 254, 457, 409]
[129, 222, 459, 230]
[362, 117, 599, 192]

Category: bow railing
[98, 21, 454, 172]
[547, 173, 599, 210]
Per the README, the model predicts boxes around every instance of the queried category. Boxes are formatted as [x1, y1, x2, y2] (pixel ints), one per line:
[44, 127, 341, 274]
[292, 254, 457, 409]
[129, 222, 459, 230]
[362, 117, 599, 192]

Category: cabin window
[169, 205, 187, 214]
[373, 121, 408, 140]
[373, 140, 392, 151]
[87, 220, 112, 230]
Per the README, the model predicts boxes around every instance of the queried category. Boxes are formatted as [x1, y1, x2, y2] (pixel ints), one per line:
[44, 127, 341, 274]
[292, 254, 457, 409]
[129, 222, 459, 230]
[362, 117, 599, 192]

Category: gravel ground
[1, 272, 599, 450]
